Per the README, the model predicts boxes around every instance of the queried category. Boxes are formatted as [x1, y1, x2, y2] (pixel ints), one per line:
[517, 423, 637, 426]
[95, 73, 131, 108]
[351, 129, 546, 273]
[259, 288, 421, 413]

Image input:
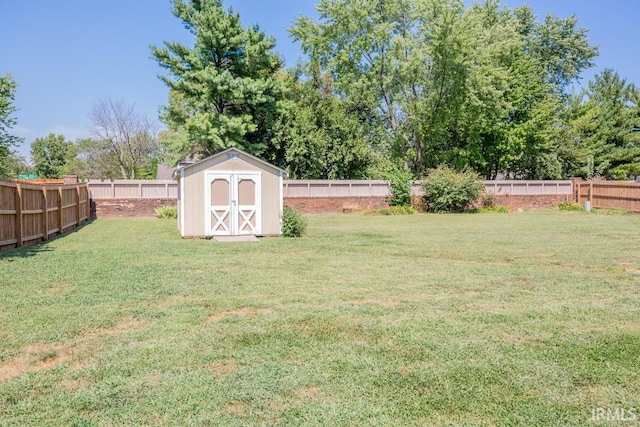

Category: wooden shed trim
[173, 147, 288, 178]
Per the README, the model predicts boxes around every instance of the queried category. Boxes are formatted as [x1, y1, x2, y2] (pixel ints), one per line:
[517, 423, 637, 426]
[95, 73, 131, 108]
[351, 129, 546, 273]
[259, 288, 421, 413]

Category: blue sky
[2, 0, 639, 162]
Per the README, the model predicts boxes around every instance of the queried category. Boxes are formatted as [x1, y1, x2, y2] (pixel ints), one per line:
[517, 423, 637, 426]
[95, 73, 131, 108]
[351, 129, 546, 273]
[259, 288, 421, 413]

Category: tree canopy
[88, 98, 159, 179]
[31, 133, 76, 178]
[145, 0, 639, 181]
[291, 0, 598, 178]
[270, 69, 372, 179]
[0, 74, 24, 178]
[563, 70, 640, 179]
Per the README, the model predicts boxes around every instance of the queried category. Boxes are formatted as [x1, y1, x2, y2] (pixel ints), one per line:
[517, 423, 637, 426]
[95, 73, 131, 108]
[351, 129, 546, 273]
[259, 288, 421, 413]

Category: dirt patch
[207, 307, 273, 322]
[625, 268, 640, 274]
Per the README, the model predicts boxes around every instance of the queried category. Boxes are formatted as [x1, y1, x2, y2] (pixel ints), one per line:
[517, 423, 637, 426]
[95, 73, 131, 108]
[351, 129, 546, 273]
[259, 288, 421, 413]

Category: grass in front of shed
[0, 213, 639, 426]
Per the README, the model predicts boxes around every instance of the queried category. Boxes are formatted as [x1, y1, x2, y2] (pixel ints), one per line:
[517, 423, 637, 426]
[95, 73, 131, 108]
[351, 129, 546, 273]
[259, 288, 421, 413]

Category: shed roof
[156, 163, 177, 180]
[173, 147, 288, 178]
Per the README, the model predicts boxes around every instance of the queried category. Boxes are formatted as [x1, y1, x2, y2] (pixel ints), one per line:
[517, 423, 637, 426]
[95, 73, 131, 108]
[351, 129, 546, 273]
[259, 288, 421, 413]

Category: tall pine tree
[152, 0, 284, 160]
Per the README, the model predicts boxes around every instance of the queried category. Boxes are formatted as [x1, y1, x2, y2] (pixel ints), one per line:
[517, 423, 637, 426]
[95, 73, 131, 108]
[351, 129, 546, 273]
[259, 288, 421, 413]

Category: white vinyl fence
[88, 180, 178, 199]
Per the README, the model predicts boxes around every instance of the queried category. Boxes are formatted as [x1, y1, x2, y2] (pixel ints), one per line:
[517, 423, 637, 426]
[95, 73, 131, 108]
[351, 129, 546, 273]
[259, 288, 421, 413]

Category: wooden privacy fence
[0, 181, 90, 252]
[576, 180, 640, 211]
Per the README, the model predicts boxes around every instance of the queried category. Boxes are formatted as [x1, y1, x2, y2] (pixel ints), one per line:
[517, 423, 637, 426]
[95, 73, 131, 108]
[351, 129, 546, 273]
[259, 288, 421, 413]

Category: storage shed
[174, 148, 287, 238]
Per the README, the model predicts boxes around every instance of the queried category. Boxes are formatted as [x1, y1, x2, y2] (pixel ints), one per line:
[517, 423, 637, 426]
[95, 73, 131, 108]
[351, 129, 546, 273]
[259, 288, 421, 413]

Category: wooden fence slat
[15, 183, 23, 248]
[58, 186, 63, 236]
[76, 185, 81, 226]
[42, 187, 48, 241]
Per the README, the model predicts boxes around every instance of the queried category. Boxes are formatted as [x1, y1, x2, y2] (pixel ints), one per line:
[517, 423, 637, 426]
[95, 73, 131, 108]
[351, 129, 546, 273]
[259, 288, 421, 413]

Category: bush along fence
[411, 180, 573, 211]
[0, 179, 90, 252]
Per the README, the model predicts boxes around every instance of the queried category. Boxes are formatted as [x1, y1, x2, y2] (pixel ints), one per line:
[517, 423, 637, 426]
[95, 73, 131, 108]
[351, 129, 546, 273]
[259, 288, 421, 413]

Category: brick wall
[93, 196, 390, 217]
[92, 198, 176, 218]
[412, 194, 570, 212]
[92, 193, 569, 218]
[284, 197, 390, 214]
[491, 194, 570, 210]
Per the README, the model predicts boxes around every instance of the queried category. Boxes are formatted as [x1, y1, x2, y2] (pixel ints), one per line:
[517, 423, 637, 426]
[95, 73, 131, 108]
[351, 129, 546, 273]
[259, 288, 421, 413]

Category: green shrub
[422, 166, 485, 213]
[364, 205, 417, 216]
[385, 168, 413, 207]
[557, 202, 584, 211]
[155, 205, 177, 219]
[282, 207, 307, 237]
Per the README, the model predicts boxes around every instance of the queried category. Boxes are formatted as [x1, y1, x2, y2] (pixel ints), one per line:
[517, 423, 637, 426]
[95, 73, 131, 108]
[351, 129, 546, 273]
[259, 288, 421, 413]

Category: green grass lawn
[1, 212, 639, 426]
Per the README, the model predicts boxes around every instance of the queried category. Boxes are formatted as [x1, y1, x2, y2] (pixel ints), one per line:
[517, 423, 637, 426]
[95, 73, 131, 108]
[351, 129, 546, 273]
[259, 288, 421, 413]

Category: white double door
[206, 172, 261, 236]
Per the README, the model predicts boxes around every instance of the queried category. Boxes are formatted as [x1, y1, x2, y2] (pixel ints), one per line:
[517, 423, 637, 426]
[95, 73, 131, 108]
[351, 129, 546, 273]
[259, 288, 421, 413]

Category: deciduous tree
[291, 0, 597, 178]
[270, 70, 371, 179]
[31, 133, 76, 178]
[0, 74, 24, 178]
[89, 98, 159, 179]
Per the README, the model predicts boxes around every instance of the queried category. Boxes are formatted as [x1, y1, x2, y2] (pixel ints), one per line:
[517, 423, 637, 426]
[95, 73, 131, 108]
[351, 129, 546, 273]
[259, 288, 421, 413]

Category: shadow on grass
[0, 220, 95, 261]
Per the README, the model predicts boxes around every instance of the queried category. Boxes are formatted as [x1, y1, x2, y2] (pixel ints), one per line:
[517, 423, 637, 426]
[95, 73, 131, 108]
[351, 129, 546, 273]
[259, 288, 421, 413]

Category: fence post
[42, 187, 49, 241]
[15, 183, 23, 248]
[58, 186, 63, 234]
[86, 185, 91, 221]
[76, 185, 81, 227]
[589, 181, 594, 205]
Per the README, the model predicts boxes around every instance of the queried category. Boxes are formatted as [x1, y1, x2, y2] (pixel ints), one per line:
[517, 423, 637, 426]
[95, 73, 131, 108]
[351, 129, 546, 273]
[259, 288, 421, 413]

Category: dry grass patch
[1, 316, 148, 382]
[297, 387, 320, 398]
[82, 316, 148, 338]
[207, 307, 274, 322]
[206, 360, 238, 378]
[343, 298, 398, 307]
[60, 377, 93, 393]
[222, 400, 248, 417]
[0, 342, 81, 382]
